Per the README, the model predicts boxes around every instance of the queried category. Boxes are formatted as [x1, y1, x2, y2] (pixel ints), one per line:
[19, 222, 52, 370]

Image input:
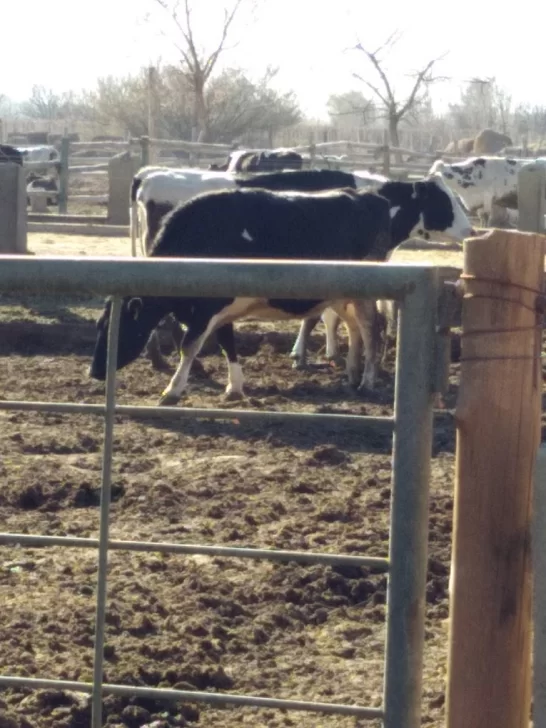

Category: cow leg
[290, 316, 320, 368]
[158, 305, 228, 406]
[168, 315, 211, 378]
[169, 314, 186, 354]
[215, 323, 244, 400]
[376, 305, 389, 367]
[332, 302, 362, 387]
[353, 299, 381, 391]
[321, 308, 341, 358]
[377, 299, 398, 366]
[144, 330, 173, 372]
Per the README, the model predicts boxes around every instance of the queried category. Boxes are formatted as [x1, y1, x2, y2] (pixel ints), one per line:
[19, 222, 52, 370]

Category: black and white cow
[89, 186, 393, 403]
[26, 172, 59, 206]
[284, 169, 475, 366]
[130, 167, 376, 371]
[209, 148, 303, 173]
[429, 155, 546, 227]
[130, 167, 474, 376]
[0, 144, 24, 166]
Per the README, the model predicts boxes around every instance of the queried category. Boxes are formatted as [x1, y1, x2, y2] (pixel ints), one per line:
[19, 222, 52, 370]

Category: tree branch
[153, 0, 200, 73]
[370, 29, 402, 58]
[353, 37, 398, 105]
[351, 34, 447, 126]
[352, 72, 391, 109]
[397, 58, 439, 118]
[203, 0, 244, 79]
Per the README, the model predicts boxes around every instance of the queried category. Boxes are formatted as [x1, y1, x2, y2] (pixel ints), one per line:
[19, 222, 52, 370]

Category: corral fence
[27, 135, 469, 226]
[0, 255, 448, 728]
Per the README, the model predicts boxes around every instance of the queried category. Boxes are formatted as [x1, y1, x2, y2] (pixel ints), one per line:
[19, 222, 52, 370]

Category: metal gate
[0, 255, 442, 728]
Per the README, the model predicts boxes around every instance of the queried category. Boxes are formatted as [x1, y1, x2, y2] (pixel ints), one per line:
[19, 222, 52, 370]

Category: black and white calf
[287, 169, 475, 366]
[0, 144, 24, 166]
[26, 172, 59, 206]
[89, 186, 393, 403]
[209, 148, 303, 173]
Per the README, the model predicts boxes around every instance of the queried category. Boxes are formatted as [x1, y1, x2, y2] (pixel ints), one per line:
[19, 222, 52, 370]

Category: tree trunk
[389, 116, 403, 165]
[193, 75, 209, 142]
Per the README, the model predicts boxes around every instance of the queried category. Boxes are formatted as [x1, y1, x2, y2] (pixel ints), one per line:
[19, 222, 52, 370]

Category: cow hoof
[158, 392, 181, 407]
[346, 370, 361, 388]
[291, 359, 308, 370]
[224, 390, 244, 402]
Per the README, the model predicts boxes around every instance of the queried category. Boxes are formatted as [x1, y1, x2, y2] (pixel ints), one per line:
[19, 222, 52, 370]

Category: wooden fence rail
[37, 132, 530, 218]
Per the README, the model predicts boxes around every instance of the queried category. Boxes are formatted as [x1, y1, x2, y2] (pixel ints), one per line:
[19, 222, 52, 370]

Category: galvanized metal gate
[0, 255, 442, 728]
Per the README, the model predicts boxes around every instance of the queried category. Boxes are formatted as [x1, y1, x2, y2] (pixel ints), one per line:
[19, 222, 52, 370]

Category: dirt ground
[0, 234, 533, 727]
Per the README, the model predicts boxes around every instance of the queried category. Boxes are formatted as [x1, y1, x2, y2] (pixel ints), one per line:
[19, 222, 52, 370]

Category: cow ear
[127, 297, 143, 320]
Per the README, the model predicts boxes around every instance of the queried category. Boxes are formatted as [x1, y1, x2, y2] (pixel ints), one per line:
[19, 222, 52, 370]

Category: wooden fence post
[0, 163, 27, 253]
[57, 136, 70, 215]
[107, 152, 140, 226]
[518, 163, 546, 233]
[533, 444, 546, 728]
[382, 144, 391, 176]
[446, 228, 544, 728]
[140, 136, 150, 168]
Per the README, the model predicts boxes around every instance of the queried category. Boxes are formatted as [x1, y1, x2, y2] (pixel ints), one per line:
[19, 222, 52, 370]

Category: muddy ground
[0, 234, 538, 727]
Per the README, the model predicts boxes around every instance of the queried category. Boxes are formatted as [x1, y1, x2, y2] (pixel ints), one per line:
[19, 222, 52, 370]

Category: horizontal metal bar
[0, 676, 383, 719]
[0, 400, 395, 432]
[0, 532, 389, 570]
[0, 255, 434, 300]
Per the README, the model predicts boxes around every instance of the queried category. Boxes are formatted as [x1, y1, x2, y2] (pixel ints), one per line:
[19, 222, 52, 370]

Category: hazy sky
[3, 0, 545, 119]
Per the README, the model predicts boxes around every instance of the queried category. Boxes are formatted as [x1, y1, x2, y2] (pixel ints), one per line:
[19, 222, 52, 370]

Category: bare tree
[153, 0, 251, 141]
[351, 32, 446, 159]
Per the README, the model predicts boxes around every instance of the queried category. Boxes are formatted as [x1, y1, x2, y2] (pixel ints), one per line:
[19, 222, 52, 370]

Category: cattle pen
[0, 169, 544, 728]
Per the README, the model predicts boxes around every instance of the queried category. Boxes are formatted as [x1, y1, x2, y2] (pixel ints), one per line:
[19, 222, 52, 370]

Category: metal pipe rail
[0, 532, 390, 571]
[0, 676, 383, 720]
[0, 399, 395, 431]
[0, 256, 439, 728]
[0, 254, 434, 300]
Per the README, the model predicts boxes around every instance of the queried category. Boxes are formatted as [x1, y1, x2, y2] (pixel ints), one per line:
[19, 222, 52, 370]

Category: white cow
[129, 165, 173, 257]
[132, 168, 240, 256]
[18, 145, 60, 164]
[429, 156, 546, 227]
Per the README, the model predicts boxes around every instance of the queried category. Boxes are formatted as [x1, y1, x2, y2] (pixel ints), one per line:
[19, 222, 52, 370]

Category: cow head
[412, 174, 475, 241]
[89, 296, 170, 380]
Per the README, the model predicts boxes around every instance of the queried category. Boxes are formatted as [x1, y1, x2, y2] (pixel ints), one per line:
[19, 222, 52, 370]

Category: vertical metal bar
[91, 297, 121, 728]
[383, 269, 438, 728]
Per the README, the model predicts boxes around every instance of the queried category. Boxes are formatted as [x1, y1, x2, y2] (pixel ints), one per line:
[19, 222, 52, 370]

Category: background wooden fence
[25, 135, 470, 220]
